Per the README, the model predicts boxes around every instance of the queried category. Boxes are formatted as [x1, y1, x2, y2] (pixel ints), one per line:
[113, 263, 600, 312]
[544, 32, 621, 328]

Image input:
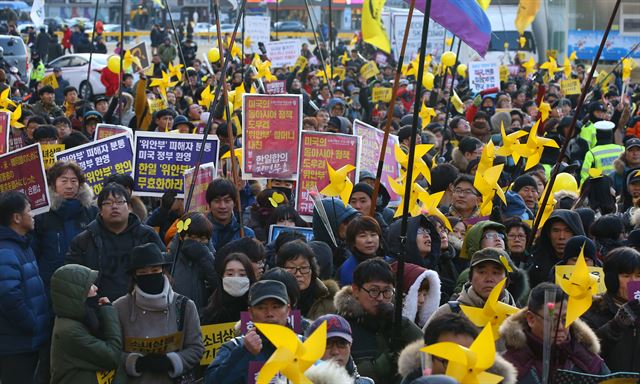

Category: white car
[194, 22, 216, 34]
[44, 53, 110, 99]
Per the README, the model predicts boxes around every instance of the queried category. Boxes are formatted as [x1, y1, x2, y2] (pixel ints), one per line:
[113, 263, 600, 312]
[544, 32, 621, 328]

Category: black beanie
[561, 235, 600, 266]
[351, 182, 373, 199]
[512, 174, 538, 192]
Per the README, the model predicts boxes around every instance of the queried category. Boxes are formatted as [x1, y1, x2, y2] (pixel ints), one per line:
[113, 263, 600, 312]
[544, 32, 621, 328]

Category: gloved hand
[613, 299, 640, 328]
[135, 354, 173, 373]
[160, 190, 177, 211]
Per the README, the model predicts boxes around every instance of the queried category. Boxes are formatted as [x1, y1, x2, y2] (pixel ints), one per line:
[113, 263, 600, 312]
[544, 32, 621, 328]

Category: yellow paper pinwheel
[622, 58, 636, 82]
[421, 325, 503, 384]
[495, 122, 527, 158]
[350, 34, 358, 47]
[519, 35, 526, 48]
[474, 163, 506, 216]
[221, 148, 243, 164]
[460, 278, 518, 339]
[569, 51, 577, 62]
[563, 56, 572, 79]
[340, 51, 349, 65]
[256, 59, 277, 82]
[522, 57, 536, 78]
[419, 106, 436, 128]
[420, 190, 452, 231]
[477, 141, 496, 175]
[512, 120, 559, 170]
[446, 37, 453, 47]
[395, 144, 433, 184]
[123, 50, 142, 71]
[255, 322, 327, 384]
[540, 56, 560, 79]
[0, 88, 16, 111]
[535, 191, 556, 230]
[9, 103, 24, 128]
[230, 43, 242, 60]
[243, 35, 252, 48]
[451, 90, 465, 114]
[176, 218, 191, 233]
[269, 192, 285, 208]
[198, 85, 215, 108]
[559, 245, 598, 326]
[538, 101, 551, 121]
[500, 255, 513, 273]
[388, 177, 428, 218]
[168, 63, 184, 82]
[319, 162, 355, 206]
[149, 71, 178, 100]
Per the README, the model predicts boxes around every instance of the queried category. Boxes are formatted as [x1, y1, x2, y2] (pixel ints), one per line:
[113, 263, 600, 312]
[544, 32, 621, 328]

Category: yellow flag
[362, 0, 390, 54]
[477, 0, 491, 10]
[451, 91, 464, 114]
[515, 0, 541, 36]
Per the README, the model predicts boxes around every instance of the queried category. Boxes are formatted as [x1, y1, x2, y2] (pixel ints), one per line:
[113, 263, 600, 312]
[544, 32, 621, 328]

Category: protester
[205, 178, 255, 250]
[339, 215, 385, 286]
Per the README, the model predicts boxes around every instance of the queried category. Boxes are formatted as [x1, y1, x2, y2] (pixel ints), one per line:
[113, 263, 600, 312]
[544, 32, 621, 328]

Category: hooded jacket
[50, 264, 124, 384]
[301, 278, 339, 320]
[529, 209, 585, 287]
[400, 267, 441, 328]
[397, 339, 518, 384]
[450, 147, 470, 173]
[33, 184, 98, 293]
[312, 198, 359, 263]
[459, 220, 506, 260]
[0, 225, 50, 355]
[500, 309, 608, 383]
[65, 213, 166, 301]
[334, 285, 423, 384]
[387, 215, 441, 269]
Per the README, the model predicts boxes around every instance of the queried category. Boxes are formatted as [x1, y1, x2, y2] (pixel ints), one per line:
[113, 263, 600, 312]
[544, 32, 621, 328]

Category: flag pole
[303, 0, 333, 96]
[369, 0, 416, 216]
[393, 0, 432, 348]
[442, 38, 462, 131]
[528, 0, 622, 247]
[81, 0, 100, 121]
[163, 0, 198, 98]
[118, 0, 126, 124]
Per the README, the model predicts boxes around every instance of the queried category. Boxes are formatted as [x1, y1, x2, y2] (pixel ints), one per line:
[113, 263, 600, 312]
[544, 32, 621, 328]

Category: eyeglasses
[483, 232, 505, 240]
[417, 227, 431, 236]
[361, 286, 395, 299]
[507, 234, 527, 240]
[530, 310, 567, 326]
[326, 338, 350, 349]
[255, 260, 265, 270]
[453, 188, 477, 196]
[284, 265, 311, 275]
[101, 199, 127, 208]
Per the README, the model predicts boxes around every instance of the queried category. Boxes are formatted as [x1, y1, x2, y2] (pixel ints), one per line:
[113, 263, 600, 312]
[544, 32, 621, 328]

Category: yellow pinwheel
[243, 35, 252, 48]
[176, 218, 191, 234]
[519, 35, 526, 48]
[495, 122, 527, 158]
[168, 63, 184, 82]
[149, 71, 178, 100]
[230, 43, 242, 60]
[563, 55, 572, 79]
[256, 59, 277, 82]
[340, 51, 349, 65]
[421, 325, 503, 384]
[123, 50, 142, 71]
[460, 278, 519, 339]
[540, 56, 560, 79]
[538, 101, 551, 121]
[198, 85, 215, 108]
[395, 144, 433, 184]
[388, 177, 427, 218]
[350, 33, 358, 47]
[474, 163, 506, 216]
[9, 103, 24, 128]
[255, 322, 326, 384]
[559, 245, 598, 326]
[512, 120, 559, 170]
[451, 90, 465, 114]
[622, 58, 637, 82]
[0, 88, 16, 111]
[419, 106, 436, 128]
[152, 0, 164, 8]
[534, 191, 556, 230]
[221, 148, 243, 164]
[569, 51, 577, 62]
[522, 57, 536, 78]
[446, 37, 453, 47]
[420, 190, 452, 230]
[319, 162, 355, 206]
[477, 141, 496, 175]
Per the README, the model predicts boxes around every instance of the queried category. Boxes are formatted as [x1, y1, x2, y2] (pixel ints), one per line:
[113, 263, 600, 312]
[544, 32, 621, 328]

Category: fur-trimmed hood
[451, 147, 469, 173]
[334, 285, 366, 319]
[397, 339, 518, 384]
[402, 269, 441, 328]
[49, 183, 95, 211]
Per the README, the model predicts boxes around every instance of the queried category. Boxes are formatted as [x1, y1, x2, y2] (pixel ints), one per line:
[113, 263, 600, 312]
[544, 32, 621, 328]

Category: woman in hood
[391, 262, 441, 328]
[312, 197, 360, 266]
[427, 215, 460, 304]
[49, 264, 123, 383]
[387, 215, 441, 270]
[338, 216, 385, 286]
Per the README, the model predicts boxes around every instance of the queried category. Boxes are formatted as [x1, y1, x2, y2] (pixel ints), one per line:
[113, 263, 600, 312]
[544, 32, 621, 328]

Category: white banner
[243, 16, 271, 52]
[266, 39, 304, 68]
[391, 13, 445, 61]
[468, 61, 501, 94]
[30, 0, 45, 28]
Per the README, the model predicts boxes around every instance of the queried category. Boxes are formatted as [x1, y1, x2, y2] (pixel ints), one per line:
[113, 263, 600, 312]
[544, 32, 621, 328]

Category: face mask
[223, 276, 250, 297]
[136, 273, 165, 295]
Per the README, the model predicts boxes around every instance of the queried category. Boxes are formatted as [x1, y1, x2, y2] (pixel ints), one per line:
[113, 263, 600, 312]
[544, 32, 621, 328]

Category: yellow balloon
[422, 72, 434, 91]
[208, 48, 221, 63]
[457, 64, 468, 77]
[441, 51, 456, 67]
[107, 55, 121, 73]
[552, 173, 578, 194]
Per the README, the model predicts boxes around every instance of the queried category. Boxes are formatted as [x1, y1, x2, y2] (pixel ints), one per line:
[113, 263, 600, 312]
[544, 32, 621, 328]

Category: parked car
[0, 34, 29, 82]
[273, 21, 305, 32]
[194, 22, 216, 34]
[44, 53, 109, 99]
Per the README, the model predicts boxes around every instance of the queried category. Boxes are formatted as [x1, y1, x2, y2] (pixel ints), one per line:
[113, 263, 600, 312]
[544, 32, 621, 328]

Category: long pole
[328, 0, 333, 77]
[275, 0, 279, 40]
[393, 0, 432, 347]
[118, 0, 125, 124]
[303, 0, 332, 96]
[82, 0, 100, 120]
[163, 0, 197, 97]
[369, 0, 416, 216]
[529, 0, 622, 247]
[442, 39, 462, 130]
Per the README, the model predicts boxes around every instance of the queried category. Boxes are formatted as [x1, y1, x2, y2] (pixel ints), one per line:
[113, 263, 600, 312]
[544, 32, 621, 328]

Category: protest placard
[124, 332, 183, 354]
[294, 55, 308, 71]
[561, 79, 581, 95]
[627, 280, 640, 302]
[55, 133, 134, 195]
[200, 322, 236, 365]
[242, 94, 302, 180]
[268, 224, 314, 243]
[360, 61, 380, 79]
[555, 265, 606, 294]
[41, 73, 59, 89]
[352, 119, 401, 202]
[266, 39, 304, 68]
[183, 163, 216, 214]
[391, 13, 445, 61]
[133, 131, 219, 197]
[0, 111, 9, 155]
[372, 87, 392, 102]
[41, 144, 65, 169]
[264, 80, 287, 95]
[240, 310, 302, 335]
[296, 131, 360, 218]
[243, 15, 271, 52]
[94, 124, 134, 142]
[468, 61, 501, 93]
[0, 143, 50, 215]
[129, 41, 150, 70]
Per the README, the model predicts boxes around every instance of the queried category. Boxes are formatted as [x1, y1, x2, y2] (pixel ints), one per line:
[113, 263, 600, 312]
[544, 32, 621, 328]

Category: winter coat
[206, 212, 255, 251]
[158, 43, 177, 66]
[30, 99, 64, 119]
[62, 28, 72, 49]
[33, 185, 97, 294]
[450, 147, 470, 173]
[65, 213, 166, 301]
[500, 309, 609, 383]
[453, 265, 530, 307]
[113, 278, 204, 383]
[610, 153, 633, 194]
[50, 264, 124, 384]
[399, 267, 441, 328]
[397, 339, 518, 384]
[0, 225, 50, 355]
[528, 209, 585, 287]
[334, 285, 423, 384]
[300, 278, 339, 320]
[312, 197, 360, 262]
[582, 293, 640, 372]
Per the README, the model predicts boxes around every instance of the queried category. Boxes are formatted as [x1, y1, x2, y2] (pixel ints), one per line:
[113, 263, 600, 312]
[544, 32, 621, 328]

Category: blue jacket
[338, 251, 359, 286]
[0, 225, 50, 355]
[207, 212, 255, 251]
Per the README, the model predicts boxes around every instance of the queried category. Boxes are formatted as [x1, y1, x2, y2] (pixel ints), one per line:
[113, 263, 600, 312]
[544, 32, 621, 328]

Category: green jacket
[459, 220, 506, 259]
[580, 143, 624, 184]
[50, 264, 124, 384]
[31, 61, 45, 81]
[158, 43, 177, 66]
[579, 121, 597, 150]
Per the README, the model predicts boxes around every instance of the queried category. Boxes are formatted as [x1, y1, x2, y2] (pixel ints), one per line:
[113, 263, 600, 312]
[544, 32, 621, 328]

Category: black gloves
[136, 354, 173, 373]
[613, 299, 640, 328]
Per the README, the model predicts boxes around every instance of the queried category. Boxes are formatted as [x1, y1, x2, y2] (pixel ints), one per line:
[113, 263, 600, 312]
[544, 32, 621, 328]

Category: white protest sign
[391, 12, 445, 62]
[266, 39, 304, 68]
[244, 15, 271, 52]
[468, 61, 501, 94]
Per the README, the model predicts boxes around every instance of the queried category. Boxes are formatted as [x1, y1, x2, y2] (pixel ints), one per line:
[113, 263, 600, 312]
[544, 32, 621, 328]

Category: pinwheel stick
[117, 0, 126, 124]
[81, 0, 101, 125]
[442, 38, 463, 134]
[303, 0, 333, 97]
[163, 0, 198, 98]
[369, 0, 417, 217]
[529, 0, 622, 247]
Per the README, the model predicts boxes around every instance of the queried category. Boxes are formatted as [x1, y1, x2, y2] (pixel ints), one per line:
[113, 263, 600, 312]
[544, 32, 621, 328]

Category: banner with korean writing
[264, 80, 287, 95]
[296, 131, 360, 218]
[265, 39, 304, 68]
[561, 79, 581, 95]
[468, 61, 501, 94]
[372, 87, 392, 102]
[133, 131, 219, 197]
[183, 163, 216, 213]
[243, 15, 271, 52]
[0, 143, 50, 214]
[55, 133, 134, 195]
[352, 119, 401, 202]
[242, 94, 302, 180]
[200, 322, 236, 365]
[41, 144, 65, 169]
[94, 124, 134, 142]
[0, 111, 9, 155]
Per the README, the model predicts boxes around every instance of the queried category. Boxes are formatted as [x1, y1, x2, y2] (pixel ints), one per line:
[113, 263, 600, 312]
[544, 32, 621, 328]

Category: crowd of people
[0, 12, 640, 384]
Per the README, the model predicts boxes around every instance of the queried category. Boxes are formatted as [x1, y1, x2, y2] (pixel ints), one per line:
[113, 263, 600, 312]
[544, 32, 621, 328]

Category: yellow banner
[96, 370, 115, 384]
[200, 322, 236, 365]
[555, 265, 606, 294]
[372, 87, 392, 103]
[360, 61, 380, 80]
[294, 56, 308, 71]
[41, 74, 59, 89]
[148, 98, 168, 115]
[41, 144, 65, 169]
[560, 79, 581, 95]
[124, 332, 183, 354]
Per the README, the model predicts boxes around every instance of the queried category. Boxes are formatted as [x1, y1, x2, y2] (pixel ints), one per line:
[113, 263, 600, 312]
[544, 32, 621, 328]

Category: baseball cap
[248, 280, 289, 307]
[306, 314, 352, 343]
[470, 247, 512, 272]
[625, 137, 640, 150]
[588, 101, 606, 113]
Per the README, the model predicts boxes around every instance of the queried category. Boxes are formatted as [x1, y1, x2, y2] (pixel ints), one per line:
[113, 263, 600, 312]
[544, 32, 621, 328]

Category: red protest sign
[242, 94, 302, 180]
[295, 131, 360, 218]
[183, 163, 215, 214]
[264, 80, 287, 94]
[0, 111, 8, 155]
[94, 123, 134, 142]
[0, 143, 50, 214]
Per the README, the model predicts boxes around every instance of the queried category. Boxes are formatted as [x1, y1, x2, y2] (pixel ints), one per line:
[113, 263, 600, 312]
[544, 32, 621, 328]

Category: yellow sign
[333, 67, 346, 80]
[41, 144, 65, 169]
[372, 87, 392, 103]
[200, 322, 236, 365]
[499, 65, 510, 83]
[546, 49, 558, 59]
[124, 332, 183, 354]
[294, 56, 308, 71]
[148, 98, 168, 115]
[360, 61, 380, 80]
[560, 78, 581, 95]
[96, 370, 115, 384]
[555, 265, 606, 294]
[41, 74, 59, 89]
